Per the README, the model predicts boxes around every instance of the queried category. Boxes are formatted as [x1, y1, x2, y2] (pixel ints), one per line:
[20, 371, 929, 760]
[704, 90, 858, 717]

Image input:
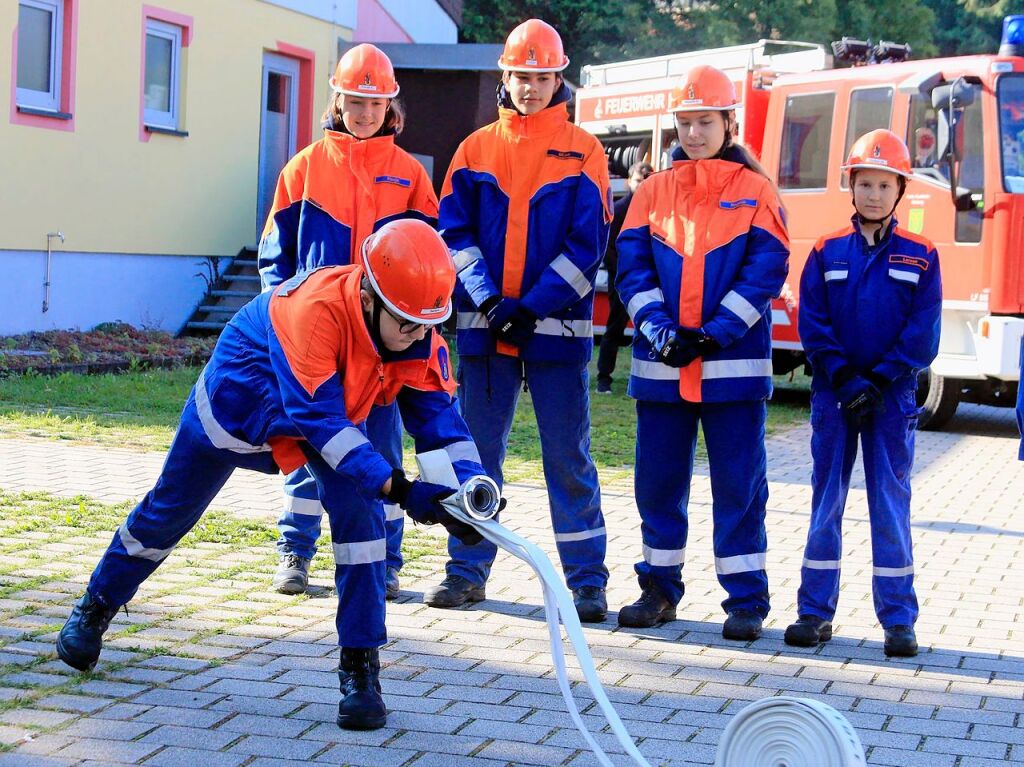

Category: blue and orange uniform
[797, 216, 941, 629]
[83, 265, 483, 650]
[438, 82, 612, 591]
[616, 144, 789, 617]
[259, 124, 438, 576]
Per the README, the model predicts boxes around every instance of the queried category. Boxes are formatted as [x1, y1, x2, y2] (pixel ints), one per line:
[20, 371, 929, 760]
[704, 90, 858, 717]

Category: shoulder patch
[374, 175, 412, 187]
[889, 253, 929, 271]
[437, 345, 450, 382]
[546, 149, 585, 160]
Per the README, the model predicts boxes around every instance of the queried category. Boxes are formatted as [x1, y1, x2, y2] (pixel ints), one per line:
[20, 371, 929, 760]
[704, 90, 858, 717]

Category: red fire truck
[578, 35, 1024, 428]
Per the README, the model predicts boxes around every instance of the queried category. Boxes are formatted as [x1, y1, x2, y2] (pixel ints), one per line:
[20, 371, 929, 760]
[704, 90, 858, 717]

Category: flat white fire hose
[416, 450, 653, 767]
[416, 452, 866, 767]
[715, 695, 866, 767]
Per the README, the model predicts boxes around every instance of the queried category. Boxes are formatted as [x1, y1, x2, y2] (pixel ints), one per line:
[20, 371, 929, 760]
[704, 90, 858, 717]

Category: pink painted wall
[353, 0, 411, 43]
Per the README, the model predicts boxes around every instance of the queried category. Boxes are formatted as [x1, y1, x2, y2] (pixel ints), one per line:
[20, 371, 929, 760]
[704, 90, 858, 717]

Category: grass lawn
[0, 349, 811, 483]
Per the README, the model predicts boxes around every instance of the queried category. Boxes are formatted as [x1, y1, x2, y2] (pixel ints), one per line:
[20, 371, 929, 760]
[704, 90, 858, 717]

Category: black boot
[722, 609, 763, 641]
[56, 591, 119, 671]
[784, 615, 833, 647]
[337, 647, 387, 730]
[573, 586, 608, 623]
[617, 585, 676, 628]
[423, 574, 485, 608]
[883, 625, 918, 657]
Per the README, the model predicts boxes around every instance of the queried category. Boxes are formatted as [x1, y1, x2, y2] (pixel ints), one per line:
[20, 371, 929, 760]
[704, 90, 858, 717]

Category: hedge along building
[1, 0, 460, 335]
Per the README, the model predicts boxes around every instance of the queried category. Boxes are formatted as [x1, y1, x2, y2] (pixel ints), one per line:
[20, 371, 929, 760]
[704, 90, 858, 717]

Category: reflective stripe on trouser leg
[633, 400, 699, 606]
[702, 400, 771, 617]
[87, 392, 270, 607]
[301, 446, 388, 648]
[366, 402, 405, 571]
[276, 465, 322, 560]
[863, 385, 919, 628]
[527, 359, 608, 590]
[797, 389, 860, 621]
[446, 355, 521, 587]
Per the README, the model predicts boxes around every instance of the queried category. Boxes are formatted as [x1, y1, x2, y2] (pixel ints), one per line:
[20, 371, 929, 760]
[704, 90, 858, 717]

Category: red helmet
[361, 220, 454, 325]
[498, 19, 569, 72]
[330, 44, 400, 98]
[842, 129, 913, 178]
[668, 65, 739, 112]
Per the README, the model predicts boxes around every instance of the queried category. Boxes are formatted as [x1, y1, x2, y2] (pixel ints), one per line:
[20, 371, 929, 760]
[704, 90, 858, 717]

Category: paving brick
[139, 724, 240, 750]
[142, 745, 250, 767]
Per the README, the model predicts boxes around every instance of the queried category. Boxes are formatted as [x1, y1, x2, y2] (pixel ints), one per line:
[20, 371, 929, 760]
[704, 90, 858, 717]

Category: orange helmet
[361, 220, 454, 325]
[330, 44, 399, 99]
[498, 19, 569, 73]
[668, 65, 739, 112]
[842, 129, 913, 178]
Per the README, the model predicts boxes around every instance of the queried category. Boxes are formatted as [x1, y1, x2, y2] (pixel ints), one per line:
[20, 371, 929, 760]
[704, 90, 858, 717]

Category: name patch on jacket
[374, 175, 412, 187]
[889, 254, 929, 271]
[719, 198, 758, 209]
[546, 149, 584, 160]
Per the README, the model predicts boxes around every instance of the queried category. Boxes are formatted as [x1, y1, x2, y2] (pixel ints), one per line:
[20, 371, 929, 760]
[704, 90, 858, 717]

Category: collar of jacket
[850, 212, 898, 250]
[497, 101, 569, 139]
[322, 129, 396, 164]
[669, 156, 747, 201]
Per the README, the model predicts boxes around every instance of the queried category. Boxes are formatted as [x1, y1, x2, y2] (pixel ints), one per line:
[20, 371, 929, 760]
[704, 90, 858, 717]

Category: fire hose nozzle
[452, 475, 501, 521]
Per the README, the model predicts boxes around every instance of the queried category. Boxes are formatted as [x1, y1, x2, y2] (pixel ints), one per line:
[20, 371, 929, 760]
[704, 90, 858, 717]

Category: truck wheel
[916, 369, 960, 430]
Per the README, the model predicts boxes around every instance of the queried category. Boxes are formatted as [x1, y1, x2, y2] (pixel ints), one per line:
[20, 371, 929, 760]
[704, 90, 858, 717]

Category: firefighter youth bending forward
[784, 130, 942, 658]
[56, 220, 486, 731]
[431, 19, 613, 622]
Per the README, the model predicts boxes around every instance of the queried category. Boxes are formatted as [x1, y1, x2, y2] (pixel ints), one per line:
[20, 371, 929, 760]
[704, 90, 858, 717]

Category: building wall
[1, 0, 352, 332]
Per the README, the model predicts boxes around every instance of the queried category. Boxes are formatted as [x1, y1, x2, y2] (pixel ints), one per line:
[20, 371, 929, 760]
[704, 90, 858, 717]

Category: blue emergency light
[1000, 15, 1024, 57]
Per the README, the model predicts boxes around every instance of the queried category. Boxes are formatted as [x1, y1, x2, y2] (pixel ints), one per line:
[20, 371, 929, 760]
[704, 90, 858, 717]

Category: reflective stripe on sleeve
[444, 440, 482, 465]
[457, 311, 488, 330]
[551, 254, 592, 299]
[384, 503, 404, 522]
[535, 318, 592, 338]
[643, 544, 686, 567]
[824, 270, 849, 281]
[321, 427, 370, 470]
[332, 537, 387, 566]
[715, 552, 767, 575]
[118, 523, 175, 563]
[452, 246, 483, 271]
[721, 290, 761, 328]
[626, 287, 665, 320]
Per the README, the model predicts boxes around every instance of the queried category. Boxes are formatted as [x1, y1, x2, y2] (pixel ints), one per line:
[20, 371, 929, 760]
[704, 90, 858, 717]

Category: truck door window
[841, 87, 893, 189]
[779, 92, 835, 189]
[998, 74, 1024, 193]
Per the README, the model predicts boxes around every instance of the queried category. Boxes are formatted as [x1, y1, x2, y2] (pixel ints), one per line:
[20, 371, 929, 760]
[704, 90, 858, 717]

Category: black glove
[834, 375, 883, 418]
[659, 327, 719, 368]
[482, 297, 537, 348]
[386, 471, 483, 545]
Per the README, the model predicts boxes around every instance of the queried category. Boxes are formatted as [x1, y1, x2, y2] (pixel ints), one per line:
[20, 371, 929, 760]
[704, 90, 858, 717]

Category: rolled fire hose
[416, 450, 653, 767]
[416, 452, 866, 767]
[714, 695, 866, 767]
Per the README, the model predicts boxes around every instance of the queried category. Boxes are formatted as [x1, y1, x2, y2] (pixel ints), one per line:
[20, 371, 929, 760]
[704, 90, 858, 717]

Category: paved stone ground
[0, 403, 1022, 766]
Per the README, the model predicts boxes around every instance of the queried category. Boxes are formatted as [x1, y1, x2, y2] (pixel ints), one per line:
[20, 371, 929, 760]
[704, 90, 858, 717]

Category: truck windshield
[999, 74, 1024, 192]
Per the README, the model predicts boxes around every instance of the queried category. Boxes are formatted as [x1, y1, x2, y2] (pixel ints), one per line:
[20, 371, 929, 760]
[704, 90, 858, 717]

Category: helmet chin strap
[367, 295, 386, 350]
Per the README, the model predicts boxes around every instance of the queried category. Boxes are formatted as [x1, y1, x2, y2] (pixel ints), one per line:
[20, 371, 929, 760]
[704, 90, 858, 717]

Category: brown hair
[321, 93, 405, 135]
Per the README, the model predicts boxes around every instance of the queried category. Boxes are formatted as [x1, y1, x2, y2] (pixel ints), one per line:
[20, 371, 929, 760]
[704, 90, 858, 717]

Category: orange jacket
[259, 131, 438, 290]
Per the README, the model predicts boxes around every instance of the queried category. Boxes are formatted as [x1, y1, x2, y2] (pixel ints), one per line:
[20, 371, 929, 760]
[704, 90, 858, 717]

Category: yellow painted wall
[0, 0, 351, 255]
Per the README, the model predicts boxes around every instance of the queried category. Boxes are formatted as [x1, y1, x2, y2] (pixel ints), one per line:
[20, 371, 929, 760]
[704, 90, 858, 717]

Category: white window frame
[16, 0, 64, 113]
[143, 18, 182, 130]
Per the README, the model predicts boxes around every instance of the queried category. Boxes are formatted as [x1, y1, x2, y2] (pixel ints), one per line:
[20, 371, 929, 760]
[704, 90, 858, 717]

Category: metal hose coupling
[452, 475, 501, 521]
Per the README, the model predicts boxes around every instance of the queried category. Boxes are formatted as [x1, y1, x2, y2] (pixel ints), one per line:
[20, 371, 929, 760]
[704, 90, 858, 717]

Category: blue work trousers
[276, 402, 404, 570]
[448, 355, 608, 590]
[634, 399, 770, 616]
[88, 390, 388, 648]
[797, 384, 919, 629]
